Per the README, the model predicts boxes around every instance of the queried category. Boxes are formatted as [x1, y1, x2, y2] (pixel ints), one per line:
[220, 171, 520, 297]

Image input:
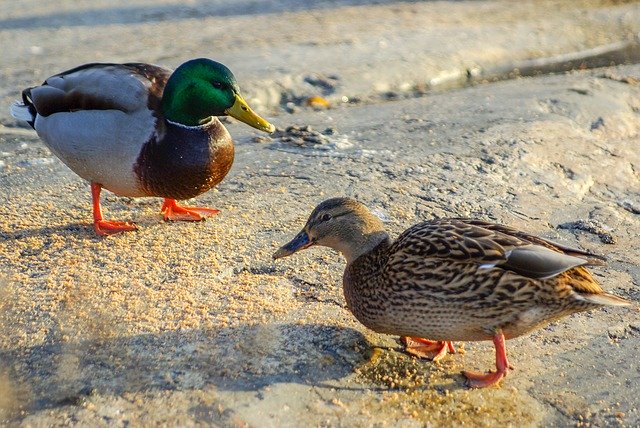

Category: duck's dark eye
[320, 213, 332, 222]
[212, 81, 223, 89]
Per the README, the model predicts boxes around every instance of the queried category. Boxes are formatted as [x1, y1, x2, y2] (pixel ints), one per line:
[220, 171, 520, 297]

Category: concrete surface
[1, 1, 639, 426]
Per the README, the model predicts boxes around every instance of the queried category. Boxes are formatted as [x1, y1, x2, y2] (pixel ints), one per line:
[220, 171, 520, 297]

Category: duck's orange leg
[161, 198, 220, 222]
[91, 182, 137, 236]
[462, 330, 509, 388]
[401, 337, 456, 362]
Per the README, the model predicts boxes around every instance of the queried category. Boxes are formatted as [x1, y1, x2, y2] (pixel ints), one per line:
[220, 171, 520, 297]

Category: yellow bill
[225, 93, 275, 133]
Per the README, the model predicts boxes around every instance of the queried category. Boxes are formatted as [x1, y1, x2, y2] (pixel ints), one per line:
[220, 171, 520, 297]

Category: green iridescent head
[161, 58, 274, 132]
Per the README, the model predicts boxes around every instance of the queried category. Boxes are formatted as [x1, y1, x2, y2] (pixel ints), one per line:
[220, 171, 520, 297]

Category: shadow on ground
[0, 323, 370, 412]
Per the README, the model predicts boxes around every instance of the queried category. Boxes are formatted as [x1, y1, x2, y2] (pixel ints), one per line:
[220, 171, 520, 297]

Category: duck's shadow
[0, 216, 188, 242]
[1, 323, 372, 412]
[0, 223, 97, 241]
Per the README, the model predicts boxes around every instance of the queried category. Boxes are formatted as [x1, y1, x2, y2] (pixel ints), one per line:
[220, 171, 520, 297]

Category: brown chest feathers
[134, 119, 234, 200]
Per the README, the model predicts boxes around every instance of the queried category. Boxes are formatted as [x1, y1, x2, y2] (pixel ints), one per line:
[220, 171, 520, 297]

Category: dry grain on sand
[1, 0, 640, 426]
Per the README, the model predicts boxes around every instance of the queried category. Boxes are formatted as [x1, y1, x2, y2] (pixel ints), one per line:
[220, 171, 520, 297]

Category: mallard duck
[10, 58, 274, 236]
[273, 197, 631, 388]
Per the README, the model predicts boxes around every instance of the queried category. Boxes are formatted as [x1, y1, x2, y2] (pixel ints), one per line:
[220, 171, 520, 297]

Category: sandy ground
[1, 1, 640, 426]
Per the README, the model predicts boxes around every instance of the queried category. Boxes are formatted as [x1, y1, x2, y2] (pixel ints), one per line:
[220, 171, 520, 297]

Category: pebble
[269, 125, 338, 149]
[619, 200, 640, 215]
[557, 219, 616, 244]
[306, 96, 331, 109]
[18, 157, 55, 167]
[607, 323, 627, 339]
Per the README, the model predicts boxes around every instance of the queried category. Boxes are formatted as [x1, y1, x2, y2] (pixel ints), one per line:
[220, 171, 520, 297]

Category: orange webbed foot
[401, 337, 456, 362]
[91, 182, 138, 236]
[161, 198, 220, 222]
[94, 220, 138, 236]
[462, 369, 506, 388]
[462, 330, 510, 389]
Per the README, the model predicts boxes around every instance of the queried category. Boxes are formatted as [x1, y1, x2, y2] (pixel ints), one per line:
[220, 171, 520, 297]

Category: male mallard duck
[10, 58, 274, 236]
[273, 197, 631, 388]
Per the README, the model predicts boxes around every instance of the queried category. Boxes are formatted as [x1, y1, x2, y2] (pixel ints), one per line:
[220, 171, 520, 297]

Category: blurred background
[1, 0, 639, 125]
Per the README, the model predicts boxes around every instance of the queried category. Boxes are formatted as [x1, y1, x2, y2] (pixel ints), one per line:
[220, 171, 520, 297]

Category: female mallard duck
[273, 197, 631, 388]
[10, 58, 274, 236]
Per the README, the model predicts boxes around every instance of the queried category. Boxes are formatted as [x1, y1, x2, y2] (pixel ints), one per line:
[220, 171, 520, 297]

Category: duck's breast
[134, 119, 234, 200]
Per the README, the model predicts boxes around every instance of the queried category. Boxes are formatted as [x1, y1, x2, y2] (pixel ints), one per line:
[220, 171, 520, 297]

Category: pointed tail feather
[10, 101, 35, 122]
[581, 292, 632, 307]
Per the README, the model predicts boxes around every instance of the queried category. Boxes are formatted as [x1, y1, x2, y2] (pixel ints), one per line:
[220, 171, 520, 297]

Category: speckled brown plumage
[274, 197, 631, 388]
[343, 218, 616, 342]
[352, 238, 563, 340]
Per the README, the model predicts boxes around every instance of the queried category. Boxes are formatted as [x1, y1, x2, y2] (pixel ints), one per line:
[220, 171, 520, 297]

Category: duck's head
[273, 197, 389, 264]
[162, 58, 274, 132]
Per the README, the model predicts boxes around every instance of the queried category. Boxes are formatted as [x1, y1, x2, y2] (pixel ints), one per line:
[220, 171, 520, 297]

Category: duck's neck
[162, 101, 213, 127]
[336, 210, 390, 265]
[341, 231, 390, 265]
